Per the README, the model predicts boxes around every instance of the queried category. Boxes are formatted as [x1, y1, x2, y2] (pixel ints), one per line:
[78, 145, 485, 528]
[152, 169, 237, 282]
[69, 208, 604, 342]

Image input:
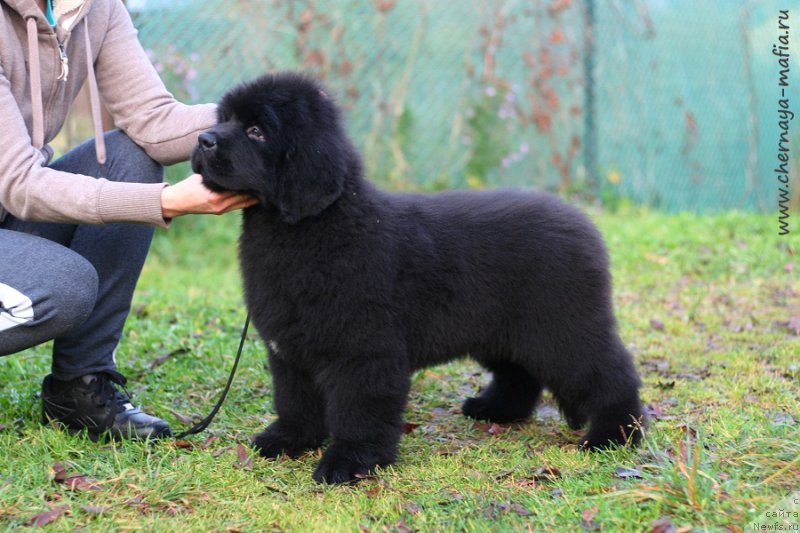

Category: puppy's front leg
[252, 353, 328, 458]
[313, 354, 410, 484]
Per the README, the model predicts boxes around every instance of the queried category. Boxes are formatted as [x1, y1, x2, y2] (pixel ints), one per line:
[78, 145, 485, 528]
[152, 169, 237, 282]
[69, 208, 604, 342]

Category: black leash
[173, 313, 250, 439]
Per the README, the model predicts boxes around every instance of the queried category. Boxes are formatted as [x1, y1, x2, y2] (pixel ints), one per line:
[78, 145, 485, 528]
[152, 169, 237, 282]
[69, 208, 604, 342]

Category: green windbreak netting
[129, 0, 799, 211]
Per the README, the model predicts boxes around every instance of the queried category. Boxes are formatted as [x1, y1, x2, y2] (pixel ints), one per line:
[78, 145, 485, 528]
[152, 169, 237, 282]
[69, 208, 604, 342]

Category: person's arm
[93, 0, 216, 165]
[92, 1, 257, 219]
[0, 65, 253, 225]
[0, 64, 168, 226]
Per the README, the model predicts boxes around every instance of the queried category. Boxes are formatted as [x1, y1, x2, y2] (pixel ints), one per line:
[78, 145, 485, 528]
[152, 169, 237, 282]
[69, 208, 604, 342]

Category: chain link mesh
[126, 0, 798, 211]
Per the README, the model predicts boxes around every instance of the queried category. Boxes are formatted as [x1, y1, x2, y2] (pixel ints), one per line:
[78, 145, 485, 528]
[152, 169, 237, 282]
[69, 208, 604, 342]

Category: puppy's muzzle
[198, 131, 217, 152]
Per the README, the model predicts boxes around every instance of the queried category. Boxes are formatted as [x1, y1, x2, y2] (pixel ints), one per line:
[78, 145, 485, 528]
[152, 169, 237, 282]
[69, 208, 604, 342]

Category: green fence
[129, 0, 799, 211]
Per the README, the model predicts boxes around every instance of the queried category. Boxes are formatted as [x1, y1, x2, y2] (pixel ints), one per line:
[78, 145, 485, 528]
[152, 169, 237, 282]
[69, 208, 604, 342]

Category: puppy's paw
[580, 422, 643, 450]
[312, 443, 392, 484]
[461, 396, 528, 424]
[581, 404, 646, 450]
[251, 421, 323, 459]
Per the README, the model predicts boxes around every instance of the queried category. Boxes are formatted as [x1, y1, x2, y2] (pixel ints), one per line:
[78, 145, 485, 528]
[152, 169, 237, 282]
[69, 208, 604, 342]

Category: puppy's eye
[246, 126, 266, 142]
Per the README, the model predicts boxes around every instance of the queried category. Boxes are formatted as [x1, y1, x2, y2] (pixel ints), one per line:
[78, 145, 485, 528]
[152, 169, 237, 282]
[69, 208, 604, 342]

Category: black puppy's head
[191, 72, 350, 224]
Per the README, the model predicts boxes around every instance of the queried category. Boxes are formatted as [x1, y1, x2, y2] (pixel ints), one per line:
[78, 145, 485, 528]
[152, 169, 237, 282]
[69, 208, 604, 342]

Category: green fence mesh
[128, 0, 800, 212]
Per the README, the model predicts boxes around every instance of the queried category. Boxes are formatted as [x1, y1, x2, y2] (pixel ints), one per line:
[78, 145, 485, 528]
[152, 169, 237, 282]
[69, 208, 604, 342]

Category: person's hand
[160, 174, 258, 219]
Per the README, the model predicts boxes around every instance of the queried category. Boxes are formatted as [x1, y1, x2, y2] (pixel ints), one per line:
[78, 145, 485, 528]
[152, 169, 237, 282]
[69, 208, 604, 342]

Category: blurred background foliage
[59, 0, 800, 212]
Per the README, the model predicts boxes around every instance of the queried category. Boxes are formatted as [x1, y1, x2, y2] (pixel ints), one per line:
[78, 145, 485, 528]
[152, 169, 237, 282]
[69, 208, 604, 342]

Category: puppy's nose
[198, 132, 217, 151]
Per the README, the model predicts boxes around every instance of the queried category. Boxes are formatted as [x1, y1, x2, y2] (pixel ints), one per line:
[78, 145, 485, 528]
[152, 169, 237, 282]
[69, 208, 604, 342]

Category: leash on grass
[173, 313, 250, 439]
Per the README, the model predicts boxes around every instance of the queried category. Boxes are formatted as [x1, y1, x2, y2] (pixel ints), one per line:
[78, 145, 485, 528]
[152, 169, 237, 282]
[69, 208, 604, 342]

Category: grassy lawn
[0, 207, 798, 532]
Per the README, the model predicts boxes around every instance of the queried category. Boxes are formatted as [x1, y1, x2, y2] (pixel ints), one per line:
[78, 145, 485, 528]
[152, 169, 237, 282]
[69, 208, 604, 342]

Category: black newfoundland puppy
[191, 72, 644, 484]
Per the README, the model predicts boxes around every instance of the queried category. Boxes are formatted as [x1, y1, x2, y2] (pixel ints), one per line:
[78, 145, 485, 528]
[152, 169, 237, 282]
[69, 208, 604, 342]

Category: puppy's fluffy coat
[191, 72, 644, 484]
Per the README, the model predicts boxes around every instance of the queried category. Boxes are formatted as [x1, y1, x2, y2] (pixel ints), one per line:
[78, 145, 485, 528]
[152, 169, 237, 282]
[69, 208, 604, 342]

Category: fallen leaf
[787, 316, 800, 336]
[472, 421, 491, 432]
[494, 470, 515, 482]
[473, 421, 509, 435]
[675, 422, 698, 441]
[437, 489, 464, 505]
[650, 319, 665, 331]
[614, 466, 643, 479]
[362, 481, 382, 497]
[212, 445, 234, 458]
[236, 443, 250, 463]
[150, 347, 189, 370]
[173, 439, 195, 450]
[482, 502, 505, 518]
[487, 423, 507, 435]
[390, 519, 412, 533]
[482, 500, 535, 518]
[403, 422, 420, 434]
[650, 516, 677, 533]
[647, 402, 662, 418]
[52, 463, 102, 491]
[52, 462, 68, 482]
[533, 465, 562, 482]
[201, 435, 219, 449]
[581, 507, 600, 530]
[64, 475, 102, 491]
[170, 410, 195, 425]
[642, 358, 670, 373]
[772, 412, 796, 425]
[234, 443, 253, 470]
[402, 502, 422, 515]
[81, 504, 110, 515]
[29, 505, 69, 527]
[509, 502, 532, 517]
[125, 494, 145, 506]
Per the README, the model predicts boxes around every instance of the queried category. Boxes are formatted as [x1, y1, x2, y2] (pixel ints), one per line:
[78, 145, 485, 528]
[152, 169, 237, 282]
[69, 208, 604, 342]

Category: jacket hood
[4, 0, 93, 32]
[3, 0, 40, 19]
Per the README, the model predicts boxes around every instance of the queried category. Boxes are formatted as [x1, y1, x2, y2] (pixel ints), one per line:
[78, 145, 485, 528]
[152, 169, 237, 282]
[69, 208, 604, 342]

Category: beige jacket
[0, 0, 216, 227]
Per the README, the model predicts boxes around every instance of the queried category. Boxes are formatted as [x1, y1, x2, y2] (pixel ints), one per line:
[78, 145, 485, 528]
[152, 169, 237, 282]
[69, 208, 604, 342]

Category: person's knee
[45, 251, 99, 334]
[104, 130, 164, 185]
[0, 248, 97, 355]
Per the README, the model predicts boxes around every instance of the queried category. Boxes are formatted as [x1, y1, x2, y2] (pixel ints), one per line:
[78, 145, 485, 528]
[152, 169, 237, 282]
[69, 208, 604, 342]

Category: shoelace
[87, 370, 133, 410]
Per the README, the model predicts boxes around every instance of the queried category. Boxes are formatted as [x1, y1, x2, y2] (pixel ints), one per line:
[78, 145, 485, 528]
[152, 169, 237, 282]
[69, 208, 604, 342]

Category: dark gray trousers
[0, 130, 163, 380]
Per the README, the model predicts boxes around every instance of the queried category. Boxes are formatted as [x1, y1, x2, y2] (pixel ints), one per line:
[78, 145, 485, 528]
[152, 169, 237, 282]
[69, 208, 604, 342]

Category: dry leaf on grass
[29, 505, 69, 527]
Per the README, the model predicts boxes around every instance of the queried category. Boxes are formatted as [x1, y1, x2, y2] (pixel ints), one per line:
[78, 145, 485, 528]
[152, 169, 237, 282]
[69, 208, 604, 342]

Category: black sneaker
[42, 371, 172, 440]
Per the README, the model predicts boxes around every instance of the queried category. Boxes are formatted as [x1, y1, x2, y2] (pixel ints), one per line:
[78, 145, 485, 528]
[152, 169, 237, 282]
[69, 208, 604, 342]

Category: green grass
[1, 207, 798, 532]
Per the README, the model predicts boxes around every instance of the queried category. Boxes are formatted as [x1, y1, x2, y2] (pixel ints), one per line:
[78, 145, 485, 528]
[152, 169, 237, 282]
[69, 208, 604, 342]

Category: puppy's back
[380, 188, 614, 366]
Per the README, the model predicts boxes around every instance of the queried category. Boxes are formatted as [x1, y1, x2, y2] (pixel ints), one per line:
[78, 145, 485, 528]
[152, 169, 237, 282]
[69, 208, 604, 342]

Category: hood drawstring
[25, 14, 107, 175]
[82, 19, 107, 172]
[25, 17, 44, 151]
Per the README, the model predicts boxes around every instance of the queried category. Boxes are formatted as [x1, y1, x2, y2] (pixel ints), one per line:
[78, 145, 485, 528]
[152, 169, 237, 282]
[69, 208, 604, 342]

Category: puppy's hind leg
[462, 360, 543, 423]
[252, 353, 328, 459]
[313, 354, 410, 484]
[551, 339, 645, 449]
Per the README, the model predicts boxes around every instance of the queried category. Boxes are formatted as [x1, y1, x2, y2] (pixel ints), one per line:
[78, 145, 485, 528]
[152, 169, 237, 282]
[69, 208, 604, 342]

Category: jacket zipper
[41, 32, 69, 150]
[57, 42, 69, 82]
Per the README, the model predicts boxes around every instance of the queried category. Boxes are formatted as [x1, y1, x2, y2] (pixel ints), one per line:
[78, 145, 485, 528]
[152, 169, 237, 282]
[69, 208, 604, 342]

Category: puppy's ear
[276, 131, 346, 224]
